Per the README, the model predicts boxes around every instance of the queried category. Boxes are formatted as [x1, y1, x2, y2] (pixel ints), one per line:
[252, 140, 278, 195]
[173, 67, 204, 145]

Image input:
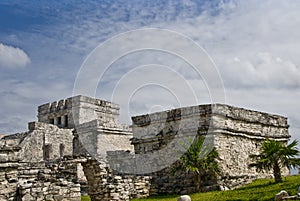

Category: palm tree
[249, 139, 300, 182]
[175, 136, 220, 192]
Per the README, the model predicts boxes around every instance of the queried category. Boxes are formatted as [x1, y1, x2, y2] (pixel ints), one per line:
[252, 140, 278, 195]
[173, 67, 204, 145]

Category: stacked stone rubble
[82, 158, 150, 201]
[17, 162, 80, 201]
[0, 142, 20, 201]
[0, 122, 80, 201]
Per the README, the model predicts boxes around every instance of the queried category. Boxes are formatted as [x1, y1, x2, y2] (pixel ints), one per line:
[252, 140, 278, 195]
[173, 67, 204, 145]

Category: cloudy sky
[0, 0, 299, 144]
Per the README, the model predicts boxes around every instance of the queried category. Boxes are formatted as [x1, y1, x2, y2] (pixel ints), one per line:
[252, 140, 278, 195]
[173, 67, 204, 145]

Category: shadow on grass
[236, 180, 276, 191]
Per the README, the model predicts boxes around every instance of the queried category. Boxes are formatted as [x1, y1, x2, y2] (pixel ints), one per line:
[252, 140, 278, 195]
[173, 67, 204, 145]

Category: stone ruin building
[0, 95, 290, 201]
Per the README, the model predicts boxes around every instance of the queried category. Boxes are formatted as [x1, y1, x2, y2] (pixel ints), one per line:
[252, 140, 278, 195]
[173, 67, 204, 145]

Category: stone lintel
[213, 130, 290, 141]
[77, 120, 132, 135]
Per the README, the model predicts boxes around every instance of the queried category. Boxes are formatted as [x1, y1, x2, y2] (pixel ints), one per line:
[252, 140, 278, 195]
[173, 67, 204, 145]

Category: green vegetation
[174, 136, 219, 191]
[131, 175, 300, 201]
[81, 195, 91, 201]
[250, 139, 300, 182]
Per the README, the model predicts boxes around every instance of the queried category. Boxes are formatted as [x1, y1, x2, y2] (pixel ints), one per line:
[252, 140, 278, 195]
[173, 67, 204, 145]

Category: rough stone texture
[2, 122, 73, 163]
[38, 95, 121, 129]
[274, 190, 289, 201]
[82, 158, 150, 201]
[213, 104, 289, 188]
[0, 95, 292, 201]
[0, 95, 146, 201]
[0, 143, 81, 201]
[17, 161, 81, 201]
[177, 195, 192, 201]
[75, 119, 133, 158]
[131, 104, 290, 194]
[0, 143, 20, 201]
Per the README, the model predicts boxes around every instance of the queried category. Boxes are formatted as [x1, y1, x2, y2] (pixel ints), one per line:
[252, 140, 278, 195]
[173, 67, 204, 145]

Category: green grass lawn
[81, 195, 91, 201]
[131, 175, 300, 201]
[82, 175, 300, 201]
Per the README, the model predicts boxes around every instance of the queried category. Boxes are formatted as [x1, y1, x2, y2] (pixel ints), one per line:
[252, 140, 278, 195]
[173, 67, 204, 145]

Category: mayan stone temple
[0, 95, 290, 201]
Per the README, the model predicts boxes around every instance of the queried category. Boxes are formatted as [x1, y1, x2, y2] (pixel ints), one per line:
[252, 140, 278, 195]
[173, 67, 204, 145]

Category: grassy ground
[131, 175, 300, 201]
[81, 195, 91, 201]
[82, 175, 300, 201]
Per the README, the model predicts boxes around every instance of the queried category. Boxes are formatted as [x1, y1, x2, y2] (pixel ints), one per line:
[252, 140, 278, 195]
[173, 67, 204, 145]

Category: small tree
[249, 139, 300, 182]
[175, 136, 220, 192]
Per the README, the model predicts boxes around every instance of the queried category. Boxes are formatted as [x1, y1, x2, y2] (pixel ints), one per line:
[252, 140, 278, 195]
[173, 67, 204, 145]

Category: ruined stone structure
[0, 95, 291, 201]
[131, 104, 290, 194]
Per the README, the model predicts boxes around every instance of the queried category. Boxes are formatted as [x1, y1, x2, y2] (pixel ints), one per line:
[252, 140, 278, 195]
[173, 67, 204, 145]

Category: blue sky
[0, 0, 300, 146]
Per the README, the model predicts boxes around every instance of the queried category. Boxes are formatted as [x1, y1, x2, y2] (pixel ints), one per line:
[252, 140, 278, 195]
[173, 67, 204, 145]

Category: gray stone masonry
[0, 142, 20, 201]
[0, 140, 81, 201]
[131, 104, 290, 194]
[82, 158, 150, 201]
[75, 119, 133, 159]
[0, 95, 293, 200]
[17, 161, 81, 201]
[38, 95, 120, 129]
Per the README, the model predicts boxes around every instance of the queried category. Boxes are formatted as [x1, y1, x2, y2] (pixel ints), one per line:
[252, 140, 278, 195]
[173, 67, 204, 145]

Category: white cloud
[0, 78, 73, 134]
[0, 43, 30, 68]
[2, 0, 300, 140]
[221, 52, 300, 89]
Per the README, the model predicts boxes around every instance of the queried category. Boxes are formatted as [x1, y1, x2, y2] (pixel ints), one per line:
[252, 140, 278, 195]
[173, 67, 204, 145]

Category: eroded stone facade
[130, 104, 290, 194]
[0, 95, 292, 200]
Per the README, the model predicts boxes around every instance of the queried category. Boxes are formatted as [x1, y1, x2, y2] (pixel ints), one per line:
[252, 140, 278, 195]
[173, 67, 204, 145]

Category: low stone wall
[0, 143, 20, 200]
[82, 158, 150, 201]
[106, 150, 219, 195]
[16, 161, 81, 201]
[0, 141, 81, 201]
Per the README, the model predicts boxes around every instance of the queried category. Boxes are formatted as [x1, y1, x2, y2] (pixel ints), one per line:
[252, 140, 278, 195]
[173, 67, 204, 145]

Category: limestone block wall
[82, 158, 150, 201]
[16, 122, 73, 162]
[38, 97, 74, 128]
[75, 120, 133, 160]
[0, 143, 20, 200]
[212, 104, 290, 188]
[0, 141, 81, 201]
[212, 104, 289, 139]
[38, 95, 121, 129]
[17, 162, 81, 201]
[131, 105, 211, 154]
[149, 163, 219, 195]
[106, 150, 217, 195]
[131, 104, 291, 194]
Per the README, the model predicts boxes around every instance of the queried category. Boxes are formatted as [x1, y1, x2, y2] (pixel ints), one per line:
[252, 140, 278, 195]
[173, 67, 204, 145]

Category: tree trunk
[195, 173, 201, 192]
[273, 162, 282, 183]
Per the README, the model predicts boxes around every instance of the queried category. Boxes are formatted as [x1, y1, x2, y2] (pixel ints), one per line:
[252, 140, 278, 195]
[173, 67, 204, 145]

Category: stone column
[54, 117, 58, 125]
[61, 115, 66, 127]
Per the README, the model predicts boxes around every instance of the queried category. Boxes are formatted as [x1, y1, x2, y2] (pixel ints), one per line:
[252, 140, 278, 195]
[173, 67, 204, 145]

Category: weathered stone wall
[17, 122, 73, 162]
[0, 142, 20, 200]
[131, 104, 291, 194]
[76, 120, 133, 159]
[2, 122, 73, 163]
[106, 150, 217, 195]
[212, 104, 289, 140]
[0, 134, 81, 201]
[1, 95, 293, 200]
[38, 95, 121, 129]
[212, 104, 290, 188]
[17, 161, 81, 201]
[82, 158, 150, 201]
[131, 105, 211, 154]
[0, 145, 81, 201]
